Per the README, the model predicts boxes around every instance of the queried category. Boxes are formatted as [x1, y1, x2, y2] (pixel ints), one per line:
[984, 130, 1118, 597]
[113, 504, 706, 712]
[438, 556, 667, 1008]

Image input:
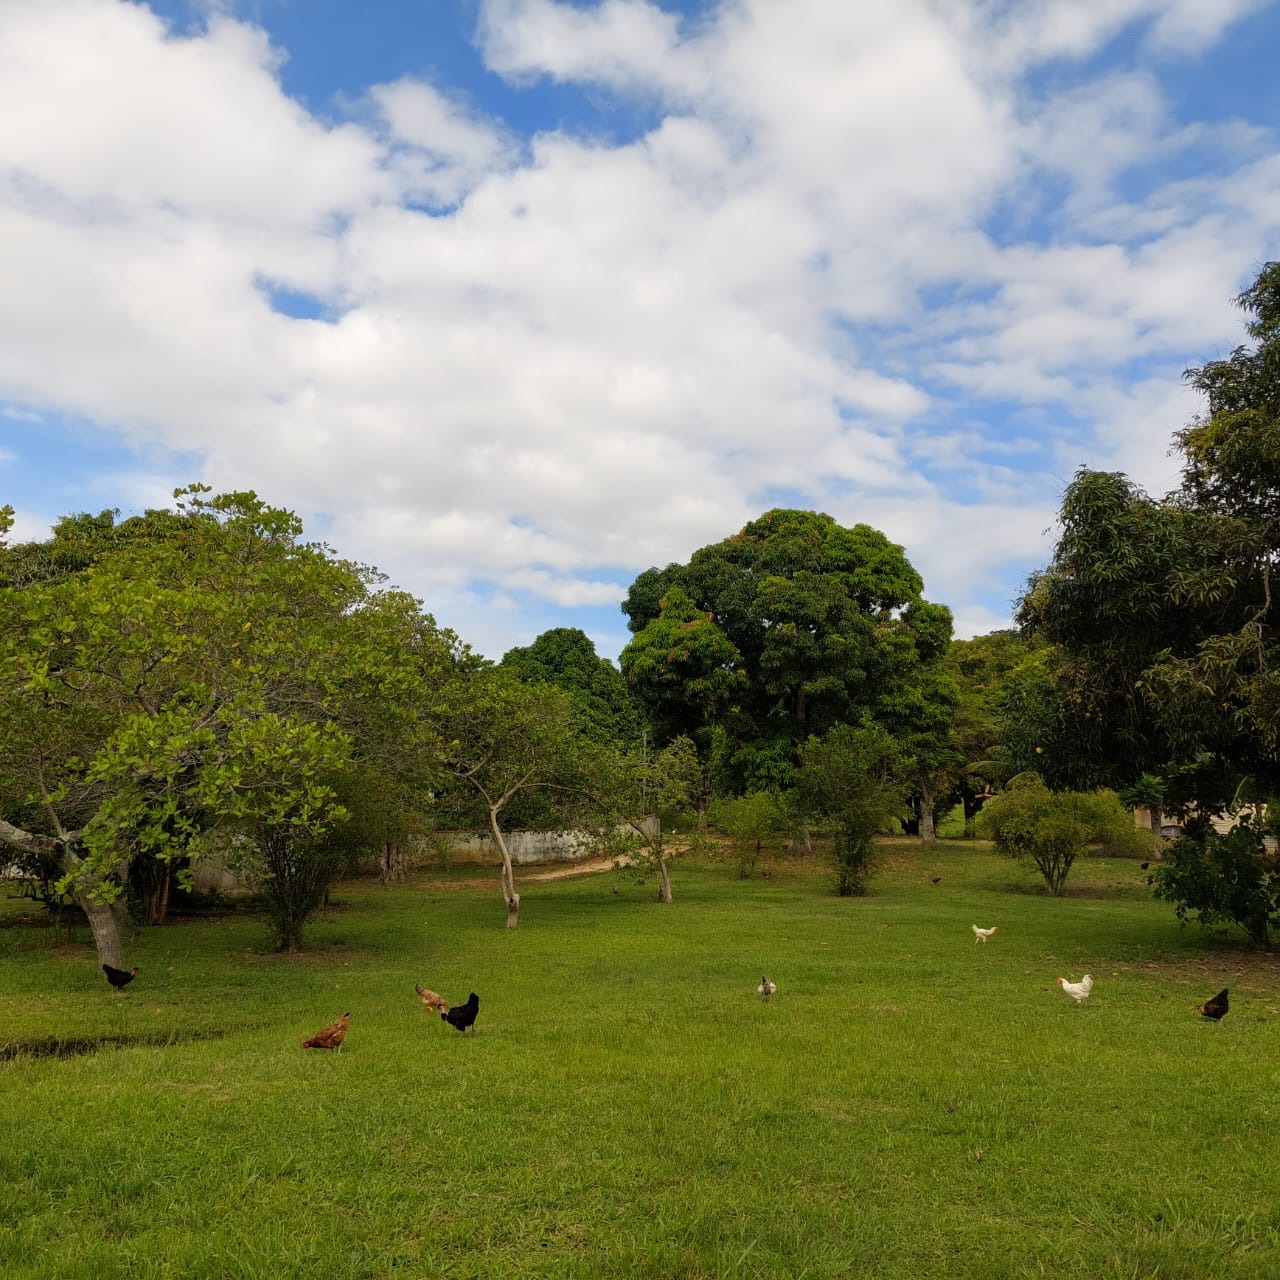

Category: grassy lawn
[3, 841, 1280, 1279]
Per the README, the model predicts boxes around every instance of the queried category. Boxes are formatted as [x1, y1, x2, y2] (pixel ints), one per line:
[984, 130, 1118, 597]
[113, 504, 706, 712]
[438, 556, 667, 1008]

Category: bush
[706, 791, 792, 878]
[977, 773, 1151, 895]
[1152, 817, 1279, 949]
[797, 721, 905, 896]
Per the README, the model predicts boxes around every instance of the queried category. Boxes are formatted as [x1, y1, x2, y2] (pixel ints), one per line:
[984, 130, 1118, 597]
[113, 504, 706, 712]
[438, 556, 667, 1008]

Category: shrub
[1152, 816, 1279, 949]
[707, 791, 793, 878]
[797, 721, 905, 896]
[978, 773, 1152, 895]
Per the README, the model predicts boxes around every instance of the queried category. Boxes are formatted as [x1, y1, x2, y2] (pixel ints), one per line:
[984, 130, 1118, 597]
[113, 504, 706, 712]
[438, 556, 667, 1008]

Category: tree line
[3, 261, 1278, 956]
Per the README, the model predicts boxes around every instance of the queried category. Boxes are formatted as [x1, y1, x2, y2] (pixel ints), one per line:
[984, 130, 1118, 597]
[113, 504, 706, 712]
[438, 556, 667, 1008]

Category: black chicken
[102, 964, 138, 992]
[442, 992, 480, 1034]
[1198, 988, 1229, 1021]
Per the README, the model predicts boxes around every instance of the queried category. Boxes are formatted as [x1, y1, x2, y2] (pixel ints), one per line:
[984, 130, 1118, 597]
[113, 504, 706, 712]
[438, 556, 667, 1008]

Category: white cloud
[0, 2, 387, 225]
[3, 506, 56, 544]
[479, 0, 703, 97]
[371, 78, 516, 207]
[0, 0, 1277, 657]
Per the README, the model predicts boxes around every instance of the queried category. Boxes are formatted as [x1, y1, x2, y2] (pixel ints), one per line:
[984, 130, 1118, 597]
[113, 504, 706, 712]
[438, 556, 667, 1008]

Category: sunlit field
[3, 842, 1279, 1279]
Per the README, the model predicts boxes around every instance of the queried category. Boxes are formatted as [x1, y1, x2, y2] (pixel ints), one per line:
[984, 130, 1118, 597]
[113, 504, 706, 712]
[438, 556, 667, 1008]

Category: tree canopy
[621, 508, 955, 795]
[0, 487, 462, 956]
[1017, 262, 1280, 816]
[977, 773, 1151, 896]
[499, 627, 643, 747]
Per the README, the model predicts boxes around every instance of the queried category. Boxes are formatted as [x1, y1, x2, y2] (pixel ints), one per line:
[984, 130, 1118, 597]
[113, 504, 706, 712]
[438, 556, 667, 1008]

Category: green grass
[3, 842, 1280, 1279]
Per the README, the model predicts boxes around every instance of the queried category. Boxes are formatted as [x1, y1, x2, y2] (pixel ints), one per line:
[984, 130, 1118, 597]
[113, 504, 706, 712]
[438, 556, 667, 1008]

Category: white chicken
[757, 975, 777, 999]
[971, 925, 998, 944]
[1057, 974, 1093, 1004]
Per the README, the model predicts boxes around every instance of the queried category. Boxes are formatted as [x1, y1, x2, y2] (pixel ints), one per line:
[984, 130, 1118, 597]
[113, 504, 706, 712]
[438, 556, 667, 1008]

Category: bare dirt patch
[1110, 951, 1280, 985]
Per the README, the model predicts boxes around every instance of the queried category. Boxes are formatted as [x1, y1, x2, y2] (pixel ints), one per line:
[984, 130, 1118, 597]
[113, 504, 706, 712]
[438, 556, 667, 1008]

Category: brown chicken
[415, 984, 449, 1014]
[302, 1012, 350, 1051]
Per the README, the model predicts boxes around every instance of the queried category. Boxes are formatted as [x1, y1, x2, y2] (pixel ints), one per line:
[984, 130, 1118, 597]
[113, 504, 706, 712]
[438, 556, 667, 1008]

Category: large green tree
[621, 509, 954, 792]
[500, 627, 643, 747]
[1018, 263, 1280, 814]
[0, 488, 456, 959]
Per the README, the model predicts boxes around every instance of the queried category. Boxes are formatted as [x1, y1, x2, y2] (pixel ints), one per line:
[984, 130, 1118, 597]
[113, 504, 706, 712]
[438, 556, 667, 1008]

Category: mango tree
[622, 509, 950, 792]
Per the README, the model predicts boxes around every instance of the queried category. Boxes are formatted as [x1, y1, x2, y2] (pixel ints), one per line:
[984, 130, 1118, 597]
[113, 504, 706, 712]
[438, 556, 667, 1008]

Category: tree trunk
[0, 820, 132, 966]
[379, 839, 408, 884]
[76, 892, 128, 970]
[656, 852, 673, 903]
[919, 775, 937, 843]
[488, 805, 520, 929]
[157, 869, 171, 924]
[787, 830, 812, 856]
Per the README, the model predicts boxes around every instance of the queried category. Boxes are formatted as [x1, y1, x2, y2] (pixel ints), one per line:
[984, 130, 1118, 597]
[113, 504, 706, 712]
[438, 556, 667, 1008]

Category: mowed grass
[3, 843, 1280, 1280]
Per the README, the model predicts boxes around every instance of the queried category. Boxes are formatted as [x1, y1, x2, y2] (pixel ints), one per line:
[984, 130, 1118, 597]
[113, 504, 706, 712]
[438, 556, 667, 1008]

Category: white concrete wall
[188, 816, 660, 895]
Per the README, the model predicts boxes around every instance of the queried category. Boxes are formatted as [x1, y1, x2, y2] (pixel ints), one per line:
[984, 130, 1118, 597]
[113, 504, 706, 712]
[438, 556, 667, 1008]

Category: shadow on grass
[0, 1023, 268, 1063]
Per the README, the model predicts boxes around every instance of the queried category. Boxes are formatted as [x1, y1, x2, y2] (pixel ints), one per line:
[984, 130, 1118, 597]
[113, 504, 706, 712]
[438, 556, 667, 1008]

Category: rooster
[415, 984, 449, 1014]
[971, 925, 998, 944]
[1057, 975, 1093, 1005]
[1197, 988, 1229, 1021]
[442, 992, 479, 1034]
[102, 964, 138, 993]
[302, 1012, 350, 1051]
[757, 975, 777, 999]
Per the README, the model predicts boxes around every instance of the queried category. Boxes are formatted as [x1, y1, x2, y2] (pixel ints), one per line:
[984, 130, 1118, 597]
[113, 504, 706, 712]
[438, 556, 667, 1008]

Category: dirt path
[408, 854, 624, 893]
[519, 855, 621, 882]
[411, 844, 698, 892]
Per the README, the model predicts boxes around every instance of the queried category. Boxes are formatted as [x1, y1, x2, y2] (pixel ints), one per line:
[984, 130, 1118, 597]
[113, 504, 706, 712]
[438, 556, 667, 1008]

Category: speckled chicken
[415, 984, 449, 1014]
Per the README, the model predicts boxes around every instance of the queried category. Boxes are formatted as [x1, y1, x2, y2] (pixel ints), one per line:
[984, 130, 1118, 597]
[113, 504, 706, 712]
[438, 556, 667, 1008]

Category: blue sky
[2, 0, 1278, 661]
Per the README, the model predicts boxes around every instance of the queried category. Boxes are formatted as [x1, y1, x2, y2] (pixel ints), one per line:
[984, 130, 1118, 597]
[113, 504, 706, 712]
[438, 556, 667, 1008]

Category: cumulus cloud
[0, 0, 1277, 657]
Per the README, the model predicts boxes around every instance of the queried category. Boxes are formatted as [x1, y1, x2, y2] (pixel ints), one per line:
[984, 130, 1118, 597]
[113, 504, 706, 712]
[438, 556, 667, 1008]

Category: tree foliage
[438, 668, 611, 928]
[1017, 262, 1280, 819]
[706, 789, 792, 879]
[621, 508, 954, 793]
[602, 735, 703, 903]
[1151, 815, 1280, 949]
[0, 487, 459, 957]
[500, 627, 643, 747]
[619, 586, 747, 748]
[946, 630, 1042, 818]
[797, 720, 905, 896]
[977, 774, 1151, 896]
